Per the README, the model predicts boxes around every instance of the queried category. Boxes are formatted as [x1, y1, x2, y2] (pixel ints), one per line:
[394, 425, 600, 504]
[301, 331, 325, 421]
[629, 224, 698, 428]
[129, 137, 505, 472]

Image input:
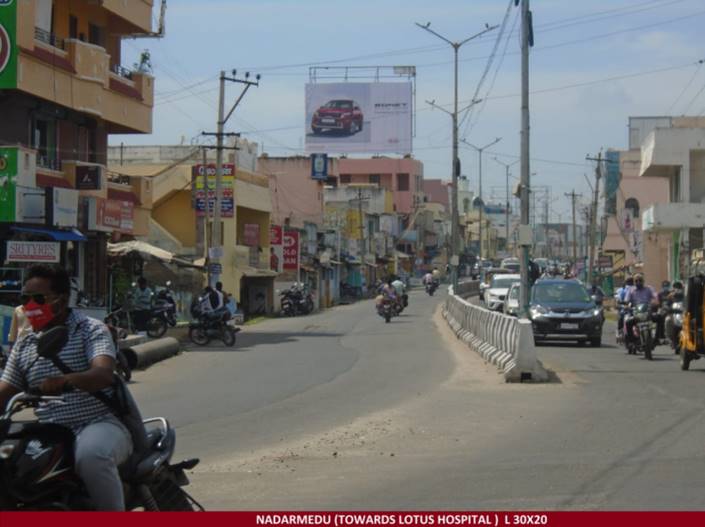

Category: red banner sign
[283, 230, 300, 271]
[270, 224, 283, 246]
[96, 198, 134, 234]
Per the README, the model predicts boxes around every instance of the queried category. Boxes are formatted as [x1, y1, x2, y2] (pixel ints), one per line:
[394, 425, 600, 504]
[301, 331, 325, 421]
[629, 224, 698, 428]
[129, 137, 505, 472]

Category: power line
[681, 80, 705, 115]
[666, 60, 704, 114]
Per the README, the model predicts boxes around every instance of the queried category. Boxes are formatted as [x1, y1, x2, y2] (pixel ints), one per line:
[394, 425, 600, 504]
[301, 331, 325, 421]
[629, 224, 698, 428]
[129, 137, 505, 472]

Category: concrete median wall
[455, 280, 480, 298]
[443, 286, 548, 383]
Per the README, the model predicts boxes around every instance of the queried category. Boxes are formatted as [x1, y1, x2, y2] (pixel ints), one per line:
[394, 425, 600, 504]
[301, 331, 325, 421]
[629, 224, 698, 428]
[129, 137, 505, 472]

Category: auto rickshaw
[679, 255, 705, 370]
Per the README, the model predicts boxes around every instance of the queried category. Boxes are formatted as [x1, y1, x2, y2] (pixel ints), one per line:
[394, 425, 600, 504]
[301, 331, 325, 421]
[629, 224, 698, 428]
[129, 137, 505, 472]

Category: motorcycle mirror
[37, 326, 69, 359]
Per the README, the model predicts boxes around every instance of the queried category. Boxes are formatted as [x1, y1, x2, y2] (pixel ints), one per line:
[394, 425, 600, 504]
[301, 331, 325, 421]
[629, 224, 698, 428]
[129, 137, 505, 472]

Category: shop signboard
[87, 197, 134, 233]
[6, 241, 60, 263]
[283, 230, 300, 271]
[75, 165, 103, 190]
[47, 188, 79, 228]
[0, 0, 17, 90]
[193, 164, 235, 217]
[270, 225, 283, 273]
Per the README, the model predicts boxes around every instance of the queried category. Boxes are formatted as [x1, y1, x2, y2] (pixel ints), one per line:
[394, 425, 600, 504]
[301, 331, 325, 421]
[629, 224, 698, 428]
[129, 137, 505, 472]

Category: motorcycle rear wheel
[147, 317, 168, 339]
[644, 332, 653, 360]
[189, 327, 210, 346]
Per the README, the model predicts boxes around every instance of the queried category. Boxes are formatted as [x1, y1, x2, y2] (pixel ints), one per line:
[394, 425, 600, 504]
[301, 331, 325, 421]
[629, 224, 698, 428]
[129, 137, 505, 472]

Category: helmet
[624, 275, 634, 286]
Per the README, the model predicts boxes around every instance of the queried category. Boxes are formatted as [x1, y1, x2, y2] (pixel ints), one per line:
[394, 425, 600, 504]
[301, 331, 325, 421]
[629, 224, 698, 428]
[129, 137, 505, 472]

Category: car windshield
[324, 100, 353, 109]
[509, 286, 519, 300]
[491, 277, 519, 289]
[533, 282, 591, 304]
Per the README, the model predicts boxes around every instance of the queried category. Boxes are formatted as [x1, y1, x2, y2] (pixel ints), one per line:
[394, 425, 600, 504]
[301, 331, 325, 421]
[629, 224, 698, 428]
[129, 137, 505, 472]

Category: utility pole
[417, 21, 498, 290]
[565, 190, 582, 268]
[358, 187, 366, 265]
[586, 152, 603, 285]
[202, 69, 260, 286]
[461, 138, 502, 268]
[494, 157, 519, 254]
[519, 0, 534, 317]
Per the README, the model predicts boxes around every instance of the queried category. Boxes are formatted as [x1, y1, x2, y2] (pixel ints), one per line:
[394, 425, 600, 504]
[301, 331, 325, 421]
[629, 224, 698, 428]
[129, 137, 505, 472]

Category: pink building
[258, 156, 331, 228]
[336, 157, 424, 214]
[423, 179, 450, 210]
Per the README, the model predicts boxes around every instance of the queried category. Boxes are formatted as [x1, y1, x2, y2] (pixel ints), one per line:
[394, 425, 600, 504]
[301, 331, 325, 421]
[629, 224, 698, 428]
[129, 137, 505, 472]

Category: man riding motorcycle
[624, 274, 658, 348]
[0, 265, 131, 511]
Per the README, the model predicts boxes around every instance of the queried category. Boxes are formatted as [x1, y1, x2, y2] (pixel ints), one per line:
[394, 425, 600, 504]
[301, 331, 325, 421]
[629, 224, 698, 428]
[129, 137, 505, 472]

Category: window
[340, 174, 351, 184]
[325, 177, 338, 187]
[397, 173, 409, 191]
[33, 118, 59, 170]
[369, 174, 380, 185]
[624, 198, 640, 218]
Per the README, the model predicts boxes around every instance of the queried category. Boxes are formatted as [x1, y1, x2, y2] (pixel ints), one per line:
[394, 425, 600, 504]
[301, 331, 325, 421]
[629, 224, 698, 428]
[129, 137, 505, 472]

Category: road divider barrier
[443, 285, 548, 382]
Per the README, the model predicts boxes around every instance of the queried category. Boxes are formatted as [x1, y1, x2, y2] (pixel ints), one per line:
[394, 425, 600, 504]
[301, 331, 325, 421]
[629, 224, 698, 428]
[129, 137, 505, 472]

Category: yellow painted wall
[152, 191, 197, 248]
[237, 207, 270, 247]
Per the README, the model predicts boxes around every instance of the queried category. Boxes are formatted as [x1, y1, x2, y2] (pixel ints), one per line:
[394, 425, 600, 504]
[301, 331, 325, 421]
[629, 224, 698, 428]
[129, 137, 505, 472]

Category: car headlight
[530, 306, 547, 318]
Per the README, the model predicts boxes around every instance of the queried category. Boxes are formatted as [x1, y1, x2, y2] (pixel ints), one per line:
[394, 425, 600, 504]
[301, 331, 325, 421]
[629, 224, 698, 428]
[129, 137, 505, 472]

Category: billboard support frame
[308, 66, 417, 138]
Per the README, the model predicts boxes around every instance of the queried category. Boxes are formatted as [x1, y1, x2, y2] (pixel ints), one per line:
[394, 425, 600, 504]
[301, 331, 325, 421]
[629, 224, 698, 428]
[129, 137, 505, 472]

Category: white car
[484, 274, 521, 311]
[504, 282, 521, 316]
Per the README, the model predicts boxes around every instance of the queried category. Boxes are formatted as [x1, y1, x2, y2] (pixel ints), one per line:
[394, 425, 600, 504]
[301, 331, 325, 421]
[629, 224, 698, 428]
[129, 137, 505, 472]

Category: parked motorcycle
[280, 284, 314, 317]
[189, 297, 239, 346]
[0, 326, 203, 511]
[106, 284, 171, 339]
[625, 303, 655, 360]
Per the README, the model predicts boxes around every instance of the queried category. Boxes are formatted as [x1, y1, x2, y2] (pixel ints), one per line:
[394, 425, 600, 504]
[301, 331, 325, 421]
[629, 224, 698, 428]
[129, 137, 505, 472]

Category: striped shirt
[1, 310, 116, 431]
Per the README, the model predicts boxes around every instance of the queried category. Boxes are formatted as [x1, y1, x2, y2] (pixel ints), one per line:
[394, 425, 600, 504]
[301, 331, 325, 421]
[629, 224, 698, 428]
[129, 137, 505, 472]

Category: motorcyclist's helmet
[673, 281, 684, 289]
[634, 273, 645, 288]
[624, 275, 634, 286]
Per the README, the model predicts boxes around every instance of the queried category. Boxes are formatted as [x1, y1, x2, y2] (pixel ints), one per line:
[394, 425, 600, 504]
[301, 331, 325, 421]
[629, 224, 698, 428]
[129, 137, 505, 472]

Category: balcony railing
[34, 27, 65, 50]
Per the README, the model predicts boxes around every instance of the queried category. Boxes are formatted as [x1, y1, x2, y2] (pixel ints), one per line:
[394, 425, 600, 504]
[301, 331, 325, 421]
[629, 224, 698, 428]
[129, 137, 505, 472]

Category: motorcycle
[665, 300, 684, 355]
[189, 297, 240, 347]
[0, 326, 203, 511]
[104, 319, 133, 382]
[615, 301, 629, 344]
[425, 280, 439, 296]
[377, 298, 394, 323]
[625, 303, 656, 360]
[280, 284, 314, 317]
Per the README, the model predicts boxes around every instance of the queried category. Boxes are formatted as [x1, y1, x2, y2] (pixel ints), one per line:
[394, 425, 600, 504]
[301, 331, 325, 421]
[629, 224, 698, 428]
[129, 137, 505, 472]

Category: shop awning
[107, 240, 203, 268]
[12, 226, 87, 242]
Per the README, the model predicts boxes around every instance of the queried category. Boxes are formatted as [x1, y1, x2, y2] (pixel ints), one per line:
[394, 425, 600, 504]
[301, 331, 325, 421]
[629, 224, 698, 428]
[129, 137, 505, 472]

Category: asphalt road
[128, 291, 705, 510]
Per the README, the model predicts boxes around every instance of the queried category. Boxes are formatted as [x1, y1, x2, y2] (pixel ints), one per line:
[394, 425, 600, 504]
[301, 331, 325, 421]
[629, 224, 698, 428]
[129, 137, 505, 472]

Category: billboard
[0, 0, 17, 89]
[192, 164, 235, 217]
[305, 82, 412, 154]
[311, 153, 328, 181]
[605, 150, 620, 215]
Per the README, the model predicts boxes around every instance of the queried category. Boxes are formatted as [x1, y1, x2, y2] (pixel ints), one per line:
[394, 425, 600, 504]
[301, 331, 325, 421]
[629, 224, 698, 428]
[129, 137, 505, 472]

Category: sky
[112, 0, 705, 221]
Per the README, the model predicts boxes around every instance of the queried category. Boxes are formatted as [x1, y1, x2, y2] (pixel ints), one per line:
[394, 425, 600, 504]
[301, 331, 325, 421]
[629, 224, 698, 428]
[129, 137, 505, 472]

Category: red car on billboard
[311, 99, 364, 135]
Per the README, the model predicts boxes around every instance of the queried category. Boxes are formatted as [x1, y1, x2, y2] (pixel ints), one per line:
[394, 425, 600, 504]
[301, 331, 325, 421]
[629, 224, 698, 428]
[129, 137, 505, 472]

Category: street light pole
[494, 157, 519, 253]
[461, 138, 502, 267]
[416, 22, 498, 290]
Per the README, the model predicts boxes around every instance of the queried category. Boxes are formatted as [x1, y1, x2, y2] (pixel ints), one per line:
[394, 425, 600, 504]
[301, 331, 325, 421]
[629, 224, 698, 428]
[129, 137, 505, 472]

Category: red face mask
[24, 301, 56, 332]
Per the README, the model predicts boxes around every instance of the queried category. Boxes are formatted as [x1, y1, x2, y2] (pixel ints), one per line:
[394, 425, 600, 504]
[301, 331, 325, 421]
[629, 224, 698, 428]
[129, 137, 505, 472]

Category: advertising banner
[193, 164, 235, 217]
[7, 241, 60, 263]
[270, 225, 283, 273]
[305, 82, 412, 154]
[0, 0, 17, 89]
[605, 150, 620, 215]
[243, 223, 260, 247]
[0, 146, 17, 222]
[283, 230, 300, 271]
[311, 153, 329, 181]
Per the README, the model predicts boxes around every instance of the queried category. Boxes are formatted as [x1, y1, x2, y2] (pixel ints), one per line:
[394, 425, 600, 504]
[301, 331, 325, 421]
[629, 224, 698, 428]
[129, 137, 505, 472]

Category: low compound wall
[443, 287, 548, 382]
